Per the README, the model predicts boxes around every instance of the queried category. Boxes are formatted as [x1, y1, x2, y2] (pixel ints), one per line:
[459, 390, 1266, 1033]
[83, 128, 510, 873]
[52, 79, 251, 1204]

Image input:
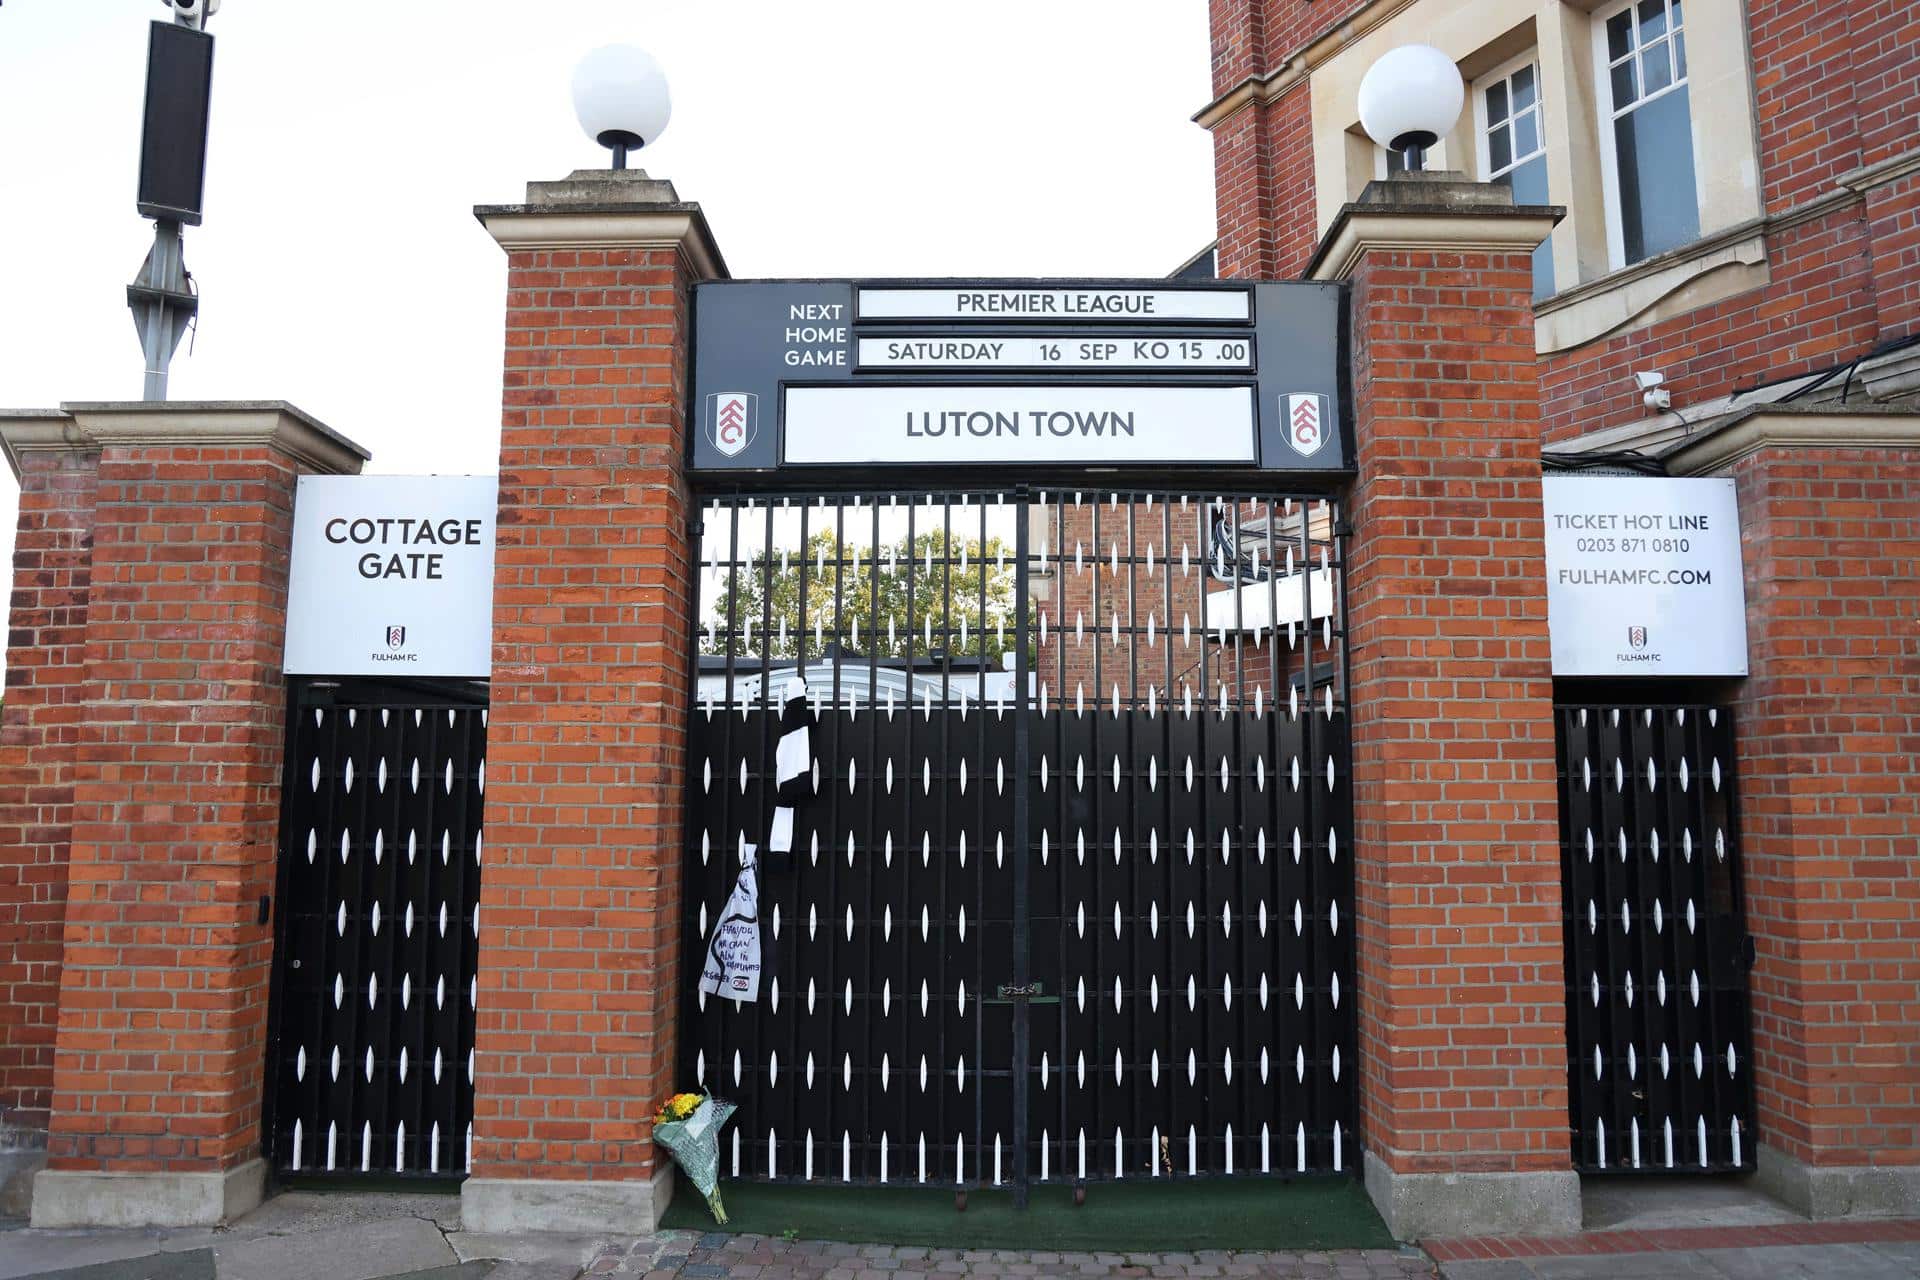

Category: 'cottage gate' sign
[284, 474, 498, 677]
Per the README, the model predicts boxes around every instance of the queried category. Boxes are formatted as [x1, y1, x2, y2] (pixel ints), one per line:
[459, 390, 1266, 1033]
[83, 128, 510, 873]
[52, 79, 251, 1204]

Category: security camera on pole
[128, 0, 221, 400]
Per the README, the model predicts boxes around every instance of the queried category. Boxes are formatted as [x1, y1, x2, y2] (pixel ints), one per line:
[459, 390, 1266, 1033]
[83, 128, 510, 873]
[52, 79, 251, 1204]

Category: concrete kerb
[0, 1146, 46, 1218]
[28, 1157, 266, 1228]
[1365, 1150, 1582, 1241]
[460, 1163, 674, 1235]
[1756, 1143, 1920, 1219]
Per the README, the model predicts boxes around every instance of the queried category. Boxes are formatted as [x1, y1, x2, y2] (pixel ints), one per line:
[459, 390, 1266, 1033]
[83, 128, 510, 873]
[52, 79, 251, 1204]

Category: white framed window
[1594, 0, 1700, 267]
[1473, 53, 1555, 299]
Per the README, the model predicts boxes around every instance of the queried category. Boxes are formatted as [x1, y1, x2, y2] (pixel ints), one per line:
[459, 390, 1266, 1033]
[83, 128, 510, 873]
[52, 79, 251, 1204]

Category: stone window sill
[1534, 221, 1770, 354]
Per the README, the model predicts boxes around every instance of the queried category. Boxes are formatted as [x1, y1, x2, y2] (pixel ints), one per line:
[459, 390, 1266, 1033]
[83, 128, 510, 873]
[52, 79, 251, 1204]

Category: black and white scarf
[699, 679, 817, 1003]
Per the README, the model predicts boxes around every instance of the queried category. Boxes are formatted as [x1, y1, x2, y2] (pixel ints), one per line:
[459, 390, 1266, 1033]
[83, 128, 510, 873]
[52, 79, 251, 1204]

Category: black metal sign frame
[688, 279, 1352, 479]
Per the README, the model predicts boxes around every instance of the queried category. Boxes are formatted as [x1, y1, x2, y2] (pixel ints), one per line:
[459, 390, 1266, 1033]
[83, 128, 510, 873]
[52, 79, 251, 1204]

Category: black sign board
[688, 280, 1349, 474]
[137, 21, 216, 226]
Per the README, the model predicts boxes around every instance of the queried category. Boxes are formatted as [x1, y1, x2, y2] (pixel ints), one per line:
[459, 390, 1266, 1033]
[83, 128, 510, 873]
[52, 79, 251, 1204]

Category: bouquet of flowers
[652, 1091, 737, 1224]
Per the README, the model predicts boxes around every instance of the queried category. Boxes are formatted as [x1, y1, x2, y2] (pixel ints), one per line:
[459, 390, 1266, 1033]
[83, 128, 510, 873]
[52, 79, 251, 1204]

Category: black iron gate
[1556, 703, 1756, 1173]
[683, 489, 1353, 1195]
[266, 676, 488, 1179]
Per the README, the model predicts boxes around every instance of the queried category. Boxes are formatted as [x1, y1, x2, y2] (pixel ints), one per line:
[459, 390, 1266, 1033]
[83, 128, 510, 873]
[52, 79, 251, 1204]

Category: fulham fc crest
[1284, 392, 1328, 458]
[386, 625, 407, 649]
[1628, 625, 1649, 650]
[706, 391, 758, 459]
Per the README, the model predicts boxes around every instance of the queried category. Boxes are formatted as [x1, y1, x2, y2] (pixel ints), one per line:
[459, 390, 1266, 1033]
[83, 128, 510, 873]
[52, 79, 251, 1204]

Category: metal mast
[128, 0, 220, 400]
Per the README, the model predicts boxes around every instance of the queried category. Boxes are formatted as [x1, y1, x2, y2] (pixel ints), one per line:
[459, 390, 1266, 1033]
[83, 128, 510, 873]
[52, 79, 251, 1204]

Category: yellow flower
[658, 1091, 705, 1123]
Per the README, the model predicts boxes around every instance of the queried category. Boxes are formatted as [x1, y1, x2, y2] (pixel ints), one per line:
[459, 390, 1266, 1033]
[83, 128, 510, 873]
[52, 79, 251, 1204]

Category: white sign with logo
[857, 287, 1251, 323]
[1542, 475, 1747, 676]
[783, 384, 1257, 465]
[285, 475, 498, 677]
[855, 334, 1255, 371]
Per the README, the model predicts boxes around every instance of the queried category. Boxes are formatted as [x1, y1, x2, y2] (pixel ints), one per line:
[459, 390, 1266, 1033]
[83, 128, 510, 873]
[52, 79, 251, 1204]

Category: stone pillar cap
[474, 168, 728, 280]
[1304, 176, 1563, 282]
[0, 400, 369, 481]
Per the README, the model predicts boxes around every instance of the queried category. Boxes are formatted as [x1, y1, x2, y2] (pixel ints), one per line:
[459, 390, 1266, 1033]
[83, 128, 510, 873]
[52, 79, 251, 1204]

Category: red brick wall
[1852, 0, 1920, 172]
[1865, 175, 1920, 342]
[1206, 0, 1919, 419]
[471, 243, 697, 1184]
[1751, 0, 1866, 210]
[1342, 240, 1569, 1174]
[1538, 207, 1882, 444]
[0, 447, 99, 1143]
[1212, 103, 1279, 284]
[1213, 89, 1323, 284]
[1727, 445, 1920, 1170]
[1209, 0, 1266, 93]
[1204, 0, 1368, 98]
[47, 443, 299, 1173]
[1031, 499, 1320, 712]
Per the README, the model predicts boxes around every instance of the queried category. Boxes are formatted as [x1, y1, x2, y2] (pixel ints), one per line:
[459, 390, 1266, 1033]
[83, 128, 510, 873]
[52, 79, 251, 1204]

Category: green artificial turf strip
[660, 1177, 1396, 1251]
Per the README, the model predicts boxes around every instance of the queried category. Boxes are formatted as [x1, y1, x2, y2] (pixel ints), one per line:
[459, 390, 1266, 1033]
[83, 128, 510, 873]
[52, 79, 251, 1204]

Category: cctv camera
[1631, 370, 1665, 392]
[162, 0, 219, 27]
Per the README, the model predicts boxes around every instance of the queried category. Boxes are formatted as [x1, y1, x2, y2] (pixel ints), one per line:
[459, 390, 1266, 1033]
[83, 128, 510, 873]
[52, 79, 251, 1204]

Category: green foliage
[711, 528, 1020, 663]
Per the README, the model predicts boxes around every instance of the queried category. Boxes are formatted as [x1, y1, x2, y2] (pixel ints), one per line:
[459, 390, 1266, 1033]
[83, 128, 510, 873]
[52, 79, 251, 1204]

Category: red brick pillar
[463, 171, 725, 1233]
[0, 416, 101, 1212]
[9, 403, 367, 1227]
[1666, 421, 1920, 1218]
[1307, 179, 1576, 1239]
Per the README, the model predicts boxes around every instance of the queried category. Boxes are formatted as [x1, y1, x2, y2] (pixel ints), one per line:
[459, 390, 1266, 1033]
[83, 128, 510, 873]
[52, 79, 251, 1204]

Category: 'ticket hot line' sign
[1542, 475, 1748, 676]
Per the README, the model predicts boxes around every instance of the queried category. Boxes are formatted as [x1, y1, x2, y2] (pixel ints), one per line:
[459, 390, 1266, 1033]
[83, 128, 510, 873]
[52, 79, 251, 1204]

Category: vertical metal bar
[1260, 499, 1285, 1173]
[787, 500, 811, 1168]
[751, 500, 776, 1166]
[1010, 486, 1033, 1208]
[864, 496, 884, 1184]
[1297, 497, 1321, 1167]
[821, 496, 847, 1184]
[968, 495, 989, 1188]
[1227, 496, 1249, 1175]
[1713, 708, 1756, 1169]
[1124, 494, 1144, 1180]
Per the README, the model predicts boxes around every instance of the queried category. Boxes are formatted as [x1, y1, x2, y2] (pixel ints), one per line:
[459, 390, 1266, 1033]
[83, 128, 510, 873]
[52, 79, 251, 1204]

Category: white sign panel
[856, 334, 1255, 371]
[285, 475, 497, 677]
[1543, 476, 1747, 676]
[784, 385, 1256, 465]
[857, 287, 1251, 323]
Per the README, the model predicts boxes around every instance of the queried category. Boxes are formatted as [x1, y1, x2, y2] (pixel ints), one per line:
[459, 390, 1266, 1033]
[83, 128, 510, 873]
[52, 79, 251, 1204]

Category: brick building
[0, 0, 1915, 1248]
[1197, 0, 1920, 1234]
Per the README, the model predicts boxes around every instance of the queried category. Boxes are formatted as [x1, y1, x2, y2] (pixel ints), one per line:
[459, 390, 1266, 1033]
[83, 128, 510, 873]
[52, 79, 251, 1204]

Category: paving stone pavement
[1434, 1239, 1920, 1278]
[590, 1232, 1441, 1279]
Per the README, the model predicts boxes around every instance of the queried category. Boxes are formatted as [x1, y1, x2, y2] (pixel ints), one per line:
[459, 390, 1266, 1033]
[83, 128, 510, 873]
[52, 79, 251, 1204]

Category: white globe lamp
[1357, 45, 1464, 173]
[571, 45, 673, 170]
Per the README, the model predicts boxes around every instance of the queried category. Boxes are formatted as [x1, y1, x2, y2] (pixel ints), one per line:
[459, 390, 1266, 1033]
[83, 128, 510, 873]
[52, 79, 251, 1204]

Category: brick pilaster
[1666, 420, 1920, 1217]
[13, 403, 366, 1228]
[1309, 181, 1574, 1239]
[463, 171, 725, 1234]
[0, 420, 100, 1181]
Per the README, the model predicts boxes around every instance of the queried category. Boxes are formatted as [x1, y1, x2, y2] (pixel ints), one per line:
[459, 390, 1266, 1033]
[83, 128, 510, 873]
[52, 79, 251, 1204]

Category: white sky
[0, 0, 1218, 676]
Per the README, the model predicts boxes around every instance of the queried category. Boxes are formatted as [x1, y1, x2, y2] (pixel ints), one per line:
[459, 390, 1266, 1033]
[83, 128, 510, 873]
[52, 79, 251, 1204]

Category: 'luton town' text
[904, 410, 1137, 440]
